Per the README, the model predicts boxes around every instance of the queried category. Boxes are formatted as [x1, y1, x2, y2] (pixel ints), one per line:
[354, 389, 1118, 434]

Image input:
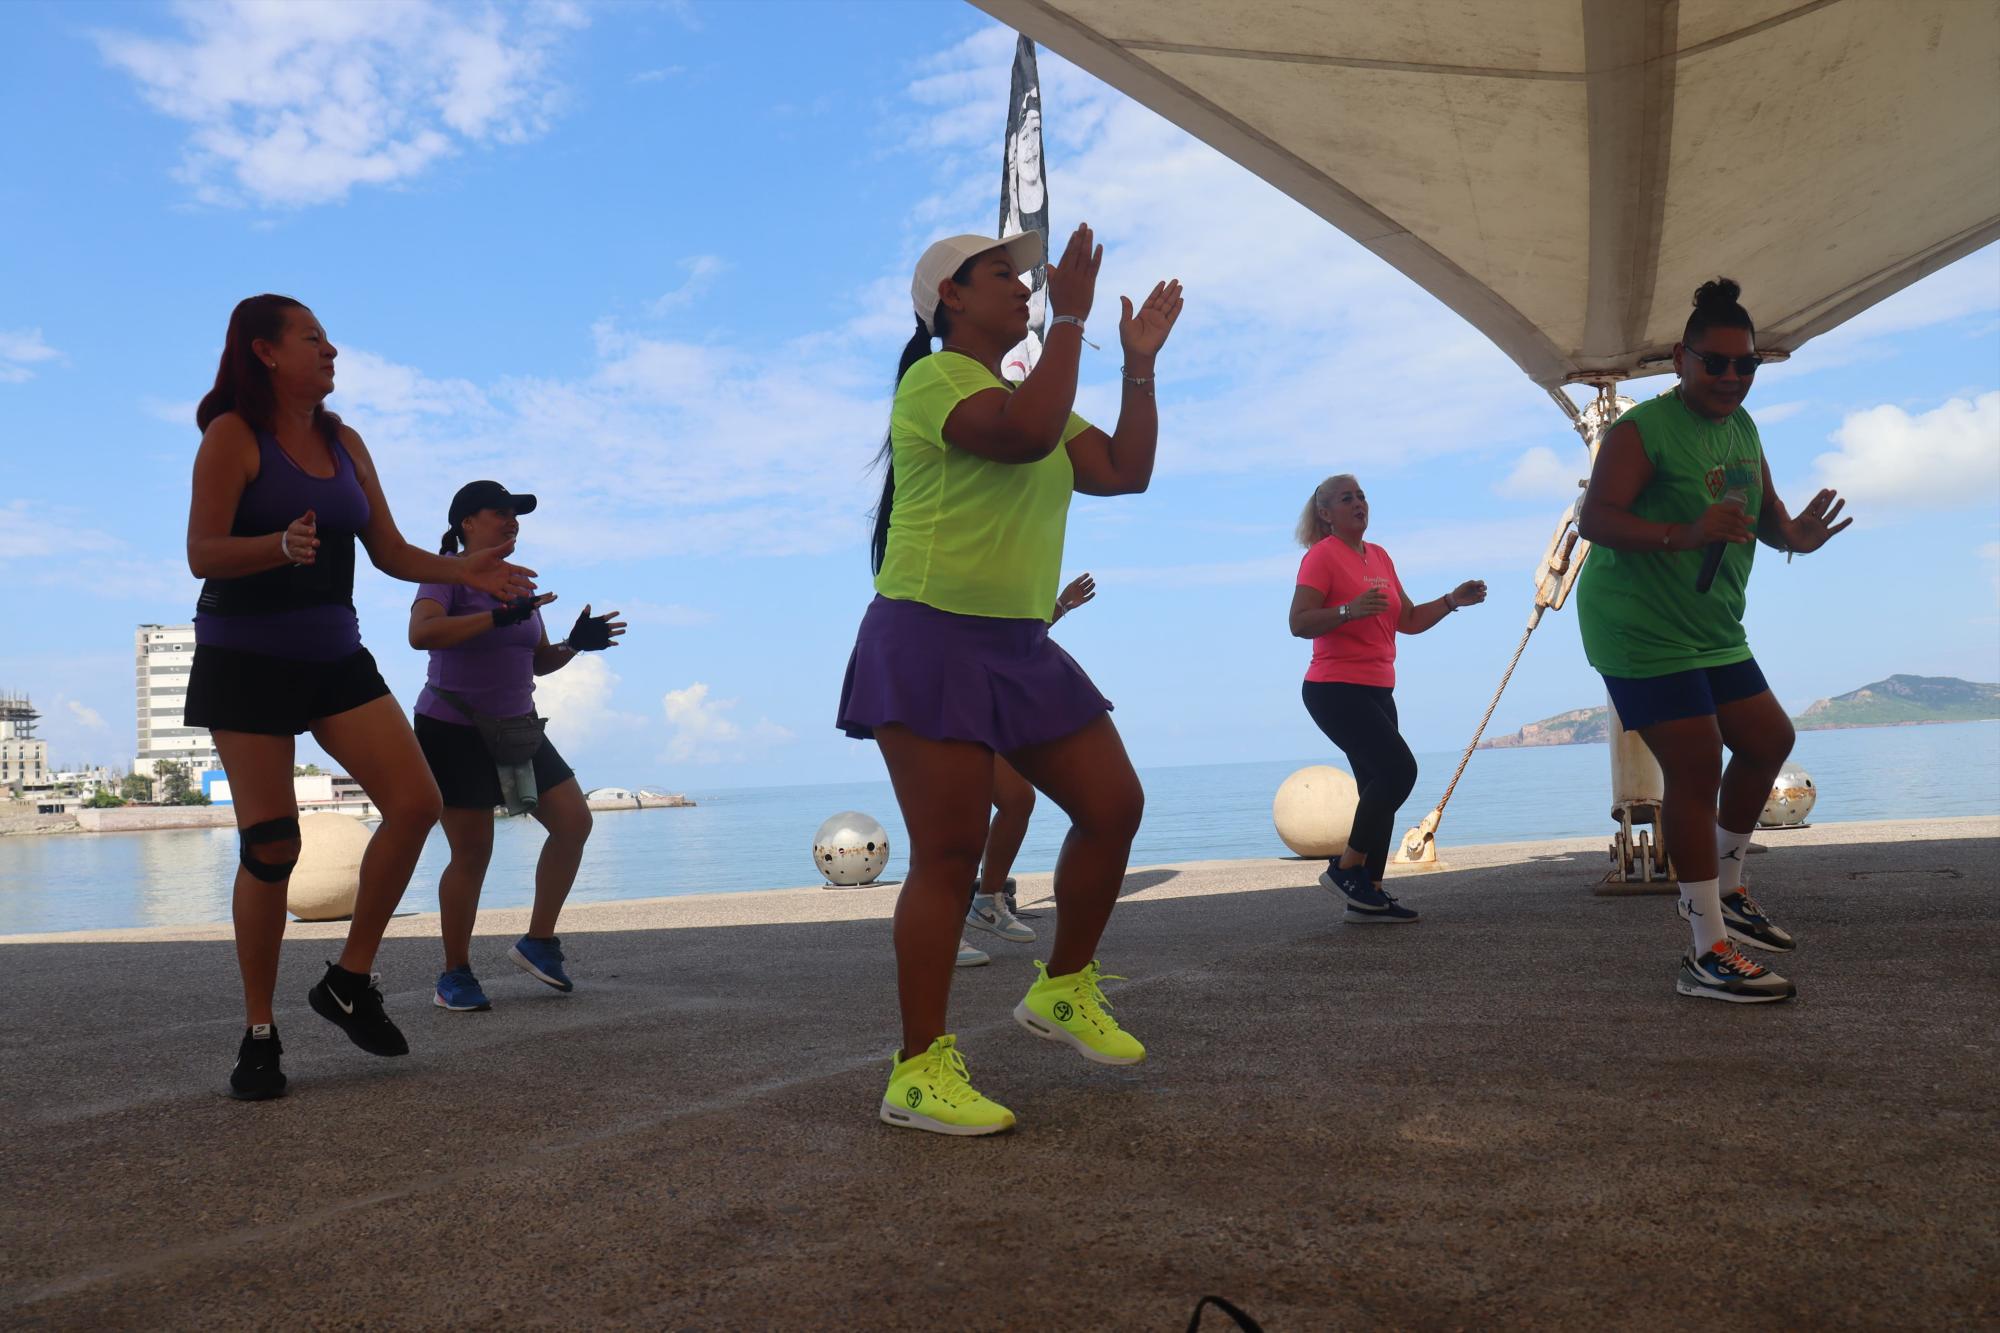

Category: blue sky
[3, 1, 1997, 791]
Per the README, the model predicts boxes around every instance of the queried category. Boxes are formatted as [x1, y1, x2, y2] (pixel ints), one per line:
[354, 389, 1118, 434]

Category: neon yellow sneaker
[879, 1035, 1016, 1136]
[1014, 960, 1145, 1065]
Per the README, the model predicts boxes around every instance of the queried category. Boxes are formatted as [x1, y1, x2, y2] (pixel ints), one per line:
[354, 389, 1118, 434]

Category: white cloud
[534, 654, 644, 746]
[1493, 446, 1587, 502]
[648, 256, 727, 315]
[0, 328, 61, 383]
[630, 66, 685, 85]
[659, 682, 790, 764]
[65, 700, 107, 730]
[1753, 400, 1808, 424]
[1813, 392, 2000, 509]
[0, 499, 194, 601]
[94, 0, 588, 207]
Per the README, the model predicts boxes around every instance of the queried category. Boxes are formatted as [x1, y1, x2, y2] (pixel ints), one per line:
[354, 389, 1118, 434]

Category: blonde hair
[1295, 474, 1358, 548]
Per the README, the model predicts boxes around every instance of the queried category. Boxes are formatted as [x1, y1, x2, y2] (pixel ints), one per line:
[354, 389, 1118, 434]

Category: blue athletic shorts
[1601, 657, 1770, 731]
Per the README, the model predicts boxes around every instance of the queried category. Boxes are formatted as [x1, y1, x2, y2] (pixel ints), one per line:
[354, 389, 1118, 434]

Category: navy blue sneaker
[434, 967, 492, 1011]
[509, 935, 574, 992]
[1318, 865, 1419, 923]
[1681, 890, 1795, 953]
[1675, 941, 1795, 1003]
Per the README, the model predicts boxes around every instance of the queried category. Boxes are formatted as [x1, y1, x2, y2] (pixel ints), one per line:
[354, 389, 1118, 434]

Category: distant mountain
[1480, 706, 1609, 749]
[1482, 676, 1996, 748]
[1795, 675, 1999, 730]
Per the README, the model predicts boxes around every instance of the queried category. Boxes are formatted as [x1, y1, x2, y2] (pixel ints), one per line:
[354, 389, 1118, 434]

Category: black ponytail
[439, 525, 462, 555]
[1684, 277, 1755, 345]
[870, 256, 978, 574]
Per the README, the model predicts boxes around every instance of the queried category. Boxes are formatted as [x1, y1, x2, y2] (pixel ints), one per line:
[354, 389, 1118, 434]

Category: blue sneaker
[509, 935, 574, 992]
[1318, 864, 1419, 923]
[434, 967, 491, 1011]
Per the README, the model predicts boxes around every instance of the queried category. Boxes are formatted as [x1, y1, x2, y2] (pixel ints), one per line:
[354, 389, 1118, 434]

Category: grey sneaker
[955, 939, 990, 968]
[1680, 891, 1795, 953]
[967, 892, 1036, 943]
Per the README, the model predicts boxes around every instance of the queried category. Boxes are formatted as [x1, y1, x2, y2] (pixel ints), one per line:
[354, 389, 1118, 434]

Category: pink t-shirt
[1297, 538, 1403, 687]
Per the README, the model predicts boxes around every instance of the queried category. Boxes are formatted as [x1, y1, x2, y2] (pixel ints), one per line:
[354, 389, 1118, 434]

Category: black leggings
[1301, 681, 1419, 883]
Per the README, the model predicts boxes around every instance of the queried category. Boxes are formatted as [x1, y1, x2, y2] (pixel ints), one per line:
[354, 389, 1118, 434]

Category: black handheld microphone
[1695, 487, 1748, 594]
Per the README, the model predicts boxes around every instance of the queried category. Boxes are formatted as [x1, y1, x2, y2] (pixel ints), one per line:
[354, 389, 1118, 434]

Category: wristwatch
[1336, 603, 1350, 622]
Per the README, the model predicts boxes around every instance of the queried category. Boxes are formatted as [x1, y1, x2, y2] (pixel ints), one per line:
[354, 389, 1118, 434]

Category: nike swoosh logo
[328, 988, 353, 1015]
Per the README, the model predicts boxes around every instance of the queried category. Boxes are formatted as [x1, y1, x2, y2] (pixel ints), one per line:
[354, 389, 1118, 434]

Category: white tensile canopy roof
[970, 0, 2000, 389]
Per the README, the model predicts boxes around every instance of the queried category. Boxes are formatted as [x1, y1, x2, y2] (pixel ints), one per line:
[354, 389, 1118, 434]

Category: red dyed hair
[195, 294, 343, 439]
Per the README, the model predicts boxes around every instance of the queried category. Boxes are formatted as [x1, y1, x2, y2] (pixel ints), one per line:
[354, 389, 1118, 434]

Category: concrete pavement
[2, 816, 1995, 1329]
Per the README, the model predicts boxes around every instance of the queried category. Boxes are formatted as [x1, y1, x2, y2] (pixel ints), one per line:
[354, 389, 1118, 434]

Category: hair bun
[1693, 277, 1742, 310]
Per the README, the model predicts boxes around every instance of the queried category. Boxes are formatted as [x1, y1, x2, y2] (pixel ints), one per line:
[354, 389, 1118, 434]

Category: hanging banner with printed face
[998, 35, 1048, 383]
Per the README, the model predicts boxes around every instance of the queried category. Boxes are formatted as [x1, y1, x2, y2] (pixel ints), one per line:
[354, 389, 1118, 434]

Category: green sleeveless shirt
[1576, 389, 1764, 678]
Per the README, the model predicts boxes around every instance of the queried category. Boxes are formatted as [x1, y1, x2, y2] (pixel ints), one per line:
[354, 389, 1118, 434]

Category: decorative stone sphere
[1272, 765, 1360, 858]
[1760, 767, 1817, 828]
[288, 812, 372, 920]
[813, 810, 890, 886]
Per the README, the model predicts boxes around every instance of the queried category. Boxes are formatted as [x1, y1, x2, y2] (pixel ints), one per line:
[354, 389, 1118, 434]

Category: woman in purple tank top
[185, 294, 536, 1101]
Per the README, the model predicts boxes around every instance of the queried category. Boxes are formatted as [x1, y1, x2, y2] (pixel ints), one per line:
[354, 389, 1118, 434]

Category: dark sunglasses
[1689, 350, 1763, 377]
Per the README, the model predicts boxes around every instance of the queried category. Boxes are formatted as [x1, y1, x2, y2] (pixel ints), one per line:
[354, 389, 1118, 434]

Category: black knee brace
[240, 816, 301, 883]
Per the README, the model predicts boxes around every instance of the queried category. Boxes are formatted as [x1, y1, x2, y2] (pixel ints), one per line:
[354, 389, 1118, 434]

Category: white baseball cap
[910, 231, 1045, 334]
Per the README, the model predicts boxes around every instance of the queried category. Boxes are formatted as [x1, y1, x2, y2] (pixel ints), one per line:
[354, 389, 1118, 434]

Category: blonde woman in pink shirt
[1288, 474, 1486, 922]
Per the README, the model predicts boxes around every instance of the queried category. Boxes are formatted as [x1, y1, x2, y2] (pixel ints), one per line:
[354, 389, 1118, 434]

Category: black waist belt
[196, 530, 358, 617]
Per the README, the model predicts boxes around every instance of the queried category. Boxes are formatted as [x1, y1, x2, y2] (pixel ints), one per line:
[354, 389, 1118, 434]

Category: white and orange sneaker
[1675, 940, 1795, 1003]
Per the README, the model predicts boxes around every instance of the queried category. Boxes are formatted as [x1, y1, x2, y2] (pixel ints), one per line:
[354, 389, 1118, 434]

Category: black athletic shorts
[184, 644, 393, 736]
[414, 711, 576, 810]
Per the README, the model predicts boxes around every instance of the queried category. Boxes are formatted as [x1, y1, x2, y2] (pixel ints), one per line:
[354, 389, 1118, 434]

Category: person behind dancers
[410, 481, 626, 1011]
[1576, 278, 1850, 1003]
[1289, 475, 1486, 922]
[840, 224, 1182, 1135]
[185, 295, 535, 1100]
[963, 571, 1099, 956]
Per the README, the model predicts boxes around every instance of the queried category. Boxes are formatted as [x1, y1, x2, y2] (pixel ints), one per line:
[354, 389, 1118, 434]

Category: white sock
[1680, 877, 1728, 954]
[1715, 826, 1751, 897]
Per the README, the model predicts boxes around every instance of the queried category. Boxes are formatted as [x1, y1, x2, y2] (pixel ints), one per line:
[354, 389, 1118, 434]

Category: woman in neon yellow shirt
[839, 223, 1183, 1136]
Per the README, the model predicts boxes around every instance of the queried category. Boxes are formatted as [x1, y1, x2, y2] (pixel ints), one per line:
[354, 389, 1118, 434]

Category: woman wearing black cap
[410, 481, 626, 1011]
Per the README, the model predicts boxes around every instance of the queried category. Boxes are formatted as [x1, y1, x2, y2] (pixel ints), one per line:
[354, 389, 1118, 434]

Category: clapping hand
[568, 605, 627, 651]
[1045, 222, 1102, 323]
[1119, 279, 1184, 360]
[461, 542, 537, 602]
[1450, 579, 1487, 608]
[1346, 584, 1391, 619]
[1784, 488, 1851, 554]
[493, 592, 555, 628]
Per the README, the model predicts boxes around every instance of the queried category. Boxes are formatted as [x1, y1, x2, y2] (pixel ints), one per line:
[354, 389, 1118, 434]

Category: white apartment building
[0, 694, 49, 789]
[135, 624, 221, 778]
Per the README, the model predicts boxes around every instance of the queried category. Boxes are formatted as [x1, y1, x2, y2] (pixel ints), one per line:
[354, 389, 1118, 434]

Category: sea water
[2, 721, 1993, 935]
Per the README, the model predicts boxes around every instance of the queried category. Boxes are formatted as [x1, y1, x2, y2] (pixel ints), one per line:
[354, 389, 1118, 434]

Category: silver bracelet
[279, 530, 299, 565]
[1121, 364, 1154, 389]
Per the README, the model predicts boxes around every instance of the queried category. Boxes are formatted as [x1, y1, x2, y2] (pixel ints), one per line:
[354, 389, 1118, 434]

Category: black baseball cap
[448, 480, 538, 526]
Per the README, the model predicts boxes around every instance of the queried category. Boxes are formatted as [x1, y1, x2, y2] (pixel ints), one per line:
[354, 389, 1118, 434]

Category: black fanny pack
[431, 686, 545, 764]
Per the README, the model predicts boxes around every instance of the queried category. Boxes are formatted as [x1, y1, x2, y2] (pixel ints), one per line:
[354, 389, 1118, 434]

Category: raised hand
[1784, 488, 1851, 553]
[281, 509, 318, 566]
[461, 541, 537, 602]
[568, 604, 627, 651]
[1119, 279, 1184, 360]
[1051, 572, 1096, 622]
[1044, 222, 1101, 323]
[1451, 579, 1488, 608]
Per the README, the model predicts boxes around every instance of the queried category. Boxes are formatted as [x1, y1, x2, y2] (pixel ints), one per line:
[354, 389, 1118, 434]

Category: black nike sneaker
[228, 1023, 287, 1101]
[307, 962, 410, 1057]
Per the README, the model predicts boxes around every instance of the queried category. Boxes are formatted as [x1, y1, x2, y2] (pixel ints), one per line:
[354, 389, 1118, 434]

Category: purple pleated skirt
[837, 595, 1112, 752]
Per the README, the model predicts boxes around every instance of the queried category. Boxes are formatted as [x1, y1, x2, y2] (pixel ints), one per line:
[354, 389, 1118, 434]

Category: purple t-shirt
[413, 580, 543, 723]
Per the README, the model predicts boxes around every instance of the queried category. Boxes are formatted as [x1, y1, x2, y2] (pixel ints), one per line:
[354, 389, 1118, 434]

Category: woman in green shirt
[839, 223, 1183, 1135]
[1577, 279, 1851, 1005]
